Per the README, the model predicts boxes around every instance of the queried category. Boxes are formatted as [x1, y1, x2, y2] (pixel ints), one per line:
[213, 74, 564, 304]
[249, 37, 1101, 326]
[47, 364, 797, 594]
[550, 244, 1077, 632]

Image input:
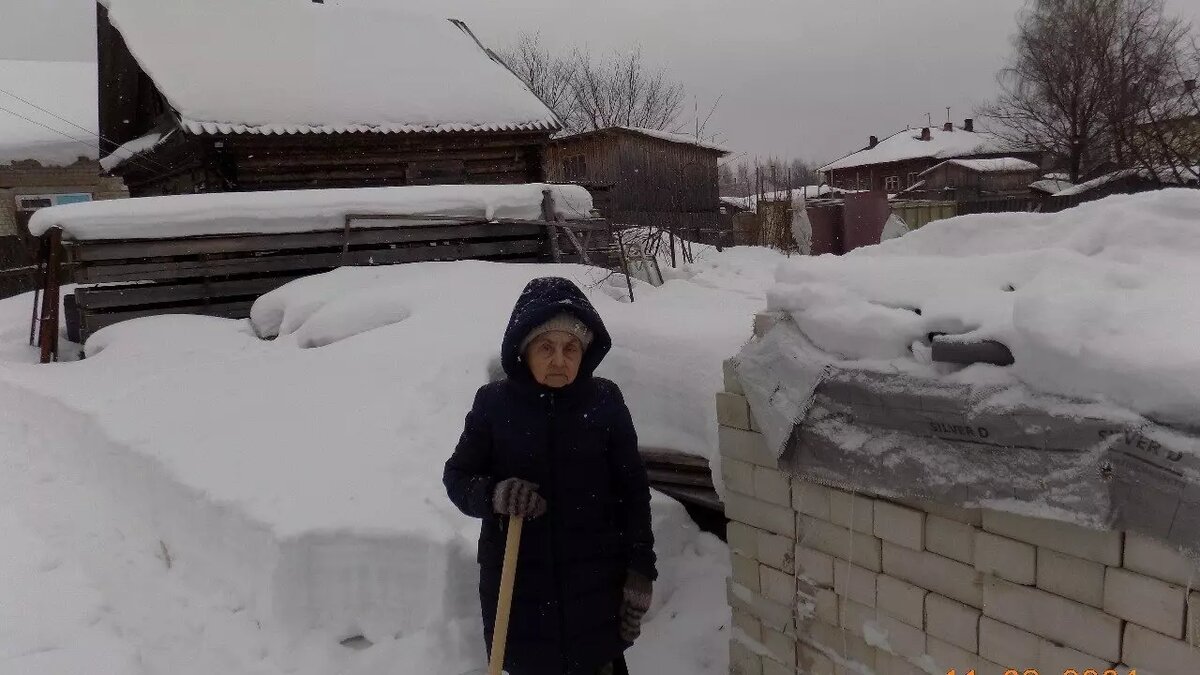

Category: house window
[884, 176, 900, 191]
[907, 172, 920, 187]
[562, 155, 587, 182]
[15, 193, 92, 211]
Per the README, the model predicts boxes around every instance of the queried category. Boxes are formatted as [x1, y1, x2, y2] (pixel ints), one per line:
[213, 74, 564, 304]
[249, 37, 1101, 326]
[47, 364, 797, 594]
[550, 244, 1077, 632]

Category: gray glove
[619, 569, 653, 642]
[492, 478, 547, 519]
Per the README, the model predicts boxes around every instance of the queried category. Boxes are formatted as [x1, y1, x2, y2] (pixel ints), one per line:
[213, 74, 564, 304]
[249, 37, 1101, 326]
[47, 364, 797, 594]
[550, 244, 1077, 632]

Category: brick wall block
[731, 636, 765, 675]
[723, 458, 756, 496]
[799, 515, 882, 573]
[761, 564, 797, 606]
[882, 541, 983, 608]
[874, 501, 924, 550]
[873, 612, 926, 661]
[979, 617, 1038, 666]
[1035, 547, 1105, 608]
[838, 597, 875, 638]
[898, 498, 982, 526]
[720, 425, 778, 468]
[717, 392, 752, 430]
[1103, 567, 1187, 638]
[793, 481, 833, 520]
[926, 593, 980, 652]
[877, 574, 927, 629]
[796, 545, 835, 587]
[759, 530, 796, 574]
[728, 579, 796, 635]
[727, 492, 796, 538]
[975, 531, 1036, 585]
[833, 562, 878, 608]
[728, 521, 760, 559]
[982, 577, 1121, 662]
[754, 466, 792, 507]
[828, 489, 875, 534]
[1124, 533, 1200, 587]
[925, 515, 977, 565]
[981, 510, 1121, 566]
[1122, 623, 1200, 674]
[807, 620, 878, 670]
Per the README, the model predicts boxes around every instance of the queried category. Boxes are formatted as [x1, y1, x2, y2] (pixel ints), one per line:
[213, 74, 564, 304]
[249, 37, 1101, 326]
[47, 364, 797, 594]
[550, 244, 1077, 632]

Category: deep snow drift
[768, 189, 1200, 428]
[0, 247, 784, 674]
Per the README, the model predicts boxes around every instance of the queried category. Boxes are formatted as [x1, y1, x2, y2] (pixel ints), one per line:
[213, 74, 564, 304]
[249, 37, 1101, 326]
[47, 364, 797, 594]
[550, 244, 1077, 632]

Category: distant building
[901, 157, 1042, 200]
[96, 0, 561, 196]
[819, 120, 1042, 194]
[0, 59, 126, 240]
[544, 126, 729, 236]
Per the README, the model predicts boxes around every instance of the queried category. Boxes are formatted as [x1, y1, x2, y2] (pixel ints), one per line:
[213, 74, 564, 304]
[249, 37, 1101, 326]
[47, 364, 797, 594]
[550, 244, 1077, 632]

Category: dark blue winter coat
[443, 277, 657, 675]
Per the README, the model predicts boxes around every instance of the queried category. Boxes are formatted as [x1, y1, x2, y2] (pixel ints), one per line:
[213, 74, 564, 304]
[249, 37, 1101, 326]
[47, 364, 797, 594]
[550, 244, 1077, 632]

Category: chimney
[869, 135, 879, 149]
[943, 122, 954, 132]
[964, 118, 975, 132]
[920, 127, 932, 141]
[1186, 79, 1197, 93]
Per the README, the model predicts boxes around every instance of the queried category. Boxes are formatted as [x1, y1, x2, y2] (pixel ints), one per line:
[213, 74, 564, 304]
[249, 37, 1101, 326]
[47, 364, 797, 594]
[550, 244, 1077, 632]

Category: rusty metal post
[38, 227, 62, 363]
[29, 234, 46, 347]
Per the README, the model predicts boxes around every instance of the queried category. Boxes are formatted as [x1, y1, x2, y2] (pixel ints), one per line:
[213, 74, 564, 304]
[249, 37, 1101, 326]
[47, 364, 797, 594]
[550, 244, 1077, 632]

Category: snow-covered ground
[0, 245, 784, 674]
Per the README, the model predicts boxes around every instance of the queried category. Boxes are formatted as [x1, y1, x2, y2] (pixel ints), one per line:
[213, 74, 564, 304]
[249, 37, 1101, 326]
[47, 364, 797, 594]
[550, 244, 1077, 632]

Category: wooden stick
[489, 515, 524, 675]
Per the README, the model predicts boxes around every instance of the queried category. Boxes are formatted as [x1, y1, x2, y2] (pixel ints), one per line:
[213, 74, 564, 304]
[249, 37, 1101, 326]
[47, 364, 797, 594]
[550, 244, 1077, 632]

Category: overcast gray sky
[3, 0, 1198, 167]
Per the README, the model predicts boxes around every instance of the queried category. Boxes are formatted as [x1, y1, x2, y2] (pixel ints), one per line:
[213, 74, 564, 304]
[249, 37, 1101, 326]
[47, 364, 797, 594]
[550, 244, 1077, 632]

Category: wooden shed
[544, 127, 729, 239]
[907, 157, 1042, 200]
[96, 0, 561, 197]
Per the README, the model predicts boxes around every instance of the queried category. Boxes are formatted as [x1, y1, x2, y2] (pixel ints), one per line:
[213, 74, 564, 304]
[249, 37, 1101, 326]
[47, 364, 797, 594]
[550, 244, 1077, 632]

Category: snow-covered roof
[617, 127, 730, 153]
[557, 126, 730, 154]
[99, 0, 560, 136]
[0, 60, 99, 166]
[819, 125, 1017, 173]
[98, 131, 167, 172]
[1054, 166, 1199, 196]
[1029, 178, 1074, 194]
[29, 183, 592, 241]
[920, 157, 1040, 177]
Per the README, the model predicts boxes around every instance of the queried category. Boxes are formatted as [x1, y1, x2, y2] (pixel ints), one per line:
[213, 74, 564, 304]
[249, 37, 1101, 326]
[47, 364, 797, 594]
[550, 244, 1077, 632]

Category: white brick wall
[975, 532, 1036, 585]
[877, 575, 926, 629]
[926, 593, 980, 652]
[925, 515, 976, 565]
[982, 577, 1122, 661]
[981, 510, 1122, 566]
[1036, 547, 1105, 607]
[1103, 567, 1187, 638]
[874, 501, 924, 550]
[717, 377, 1200, 675]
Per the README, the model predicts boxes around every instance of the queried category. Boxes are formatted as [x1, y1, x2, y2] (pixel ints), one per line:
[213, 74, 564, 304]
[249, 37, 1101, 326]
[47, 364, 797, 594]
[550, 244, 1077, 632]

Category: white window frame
[907, 172, 920, 187]
[884, 176, 900, 191]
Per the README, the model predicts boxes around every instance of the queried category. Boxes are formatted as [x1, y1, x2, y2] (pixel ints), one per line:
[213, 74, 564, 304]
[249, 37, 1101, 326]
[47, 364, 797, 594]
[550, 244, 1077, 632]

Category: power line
[0, 103, 171, 178]
[0, 85, 175, 174]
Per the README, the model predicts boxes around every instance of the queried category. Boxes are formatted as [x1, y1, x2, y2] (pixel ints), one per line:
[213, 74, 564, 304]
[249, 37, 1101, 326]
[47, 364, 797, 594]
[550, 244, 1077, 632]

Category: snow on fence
[720, 314, 1200, 675]
[26, 184, 614, 361]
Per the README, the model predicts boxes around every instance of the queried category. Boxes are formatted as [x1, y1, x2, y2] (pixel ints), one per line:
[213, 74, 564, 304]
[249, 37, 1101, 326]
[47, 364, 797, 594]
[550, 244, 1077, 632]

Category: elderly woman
[443, 276, 656, 675]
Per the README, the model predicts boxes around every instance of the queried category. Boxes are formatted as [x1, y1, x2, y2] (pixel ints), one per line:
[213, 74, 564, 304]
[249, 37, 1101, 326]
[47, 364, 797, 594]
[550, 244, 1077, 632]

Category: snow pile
[766, 189, 1200, 426]
[0, 60, 98, 166]
[819, 125, 1017, 172]
[0, 245, 788, 672]
[29, 183, 593, 240]
[723, 185, 848, 211]
[100, 0, 558, 135]
[98, 131, 167, 172]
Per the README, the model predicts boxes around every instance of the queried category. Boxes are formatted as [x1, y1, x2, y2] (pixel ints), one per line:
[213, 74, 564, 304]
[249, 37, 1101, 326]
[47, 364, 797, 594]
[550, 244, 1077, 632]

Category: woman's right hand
[492, 478, 548, 519]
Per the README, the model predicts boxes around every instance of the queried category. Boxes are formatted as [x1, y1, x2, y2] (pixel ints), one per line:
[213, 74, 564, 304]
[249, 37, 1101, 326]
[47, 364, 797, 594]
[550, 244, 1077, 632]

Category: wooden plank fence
[32, 210, 615, 361]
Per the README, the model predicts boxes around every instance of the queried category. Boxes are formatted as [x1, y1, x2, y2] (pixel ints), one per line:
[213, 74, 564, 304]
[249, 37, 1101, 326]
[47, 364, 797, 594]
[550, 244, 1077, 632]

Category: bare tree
[568, 47, 686, 133]
[981, 0, 1114, 181]
[496, 33, 578, 128]
[1122, 38, 1200, 183]
[983, 0, 1195, 183]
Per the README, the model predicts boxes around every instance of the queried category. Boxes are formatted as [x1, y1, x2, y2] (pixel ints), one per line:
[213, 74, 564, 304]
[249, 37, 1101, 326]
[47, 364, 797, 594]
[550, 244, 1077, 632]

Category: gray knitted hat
[519, 312, 594, 353]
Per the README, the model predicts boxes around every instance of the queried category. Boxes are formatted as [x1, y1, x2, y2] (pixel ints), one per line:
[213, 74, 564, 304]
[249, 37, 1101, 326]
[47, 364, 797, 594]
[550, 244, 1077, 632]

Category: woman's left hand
[619, 570, 653, 642]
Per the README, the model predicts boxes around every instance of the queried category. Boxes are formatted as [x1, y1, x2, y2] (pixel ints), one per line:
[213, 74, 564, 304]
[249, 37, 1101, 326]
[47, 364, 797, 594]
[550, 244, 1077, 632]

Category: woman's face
[525, 331, 583, 388]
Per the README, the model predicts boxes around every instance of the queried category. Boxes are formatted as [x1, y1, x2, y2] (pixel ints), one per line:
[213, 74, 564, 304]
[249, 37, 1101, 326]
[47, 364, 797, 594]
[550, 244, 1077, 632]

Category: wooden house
[902, 157, 1042, 200]
[819, 120, 1041, 194]
[544, 127, 729, 237]
[96, 0, 561, 197]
